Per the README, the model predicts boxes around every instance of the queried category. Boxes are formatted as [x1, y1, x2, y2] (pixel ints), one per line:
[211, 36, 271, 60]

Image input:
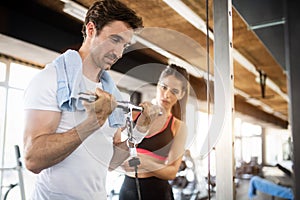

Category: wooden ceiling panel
[233, 62, 257, 90]
[234, 60, 288, 121]
[232, 7, 287, 94]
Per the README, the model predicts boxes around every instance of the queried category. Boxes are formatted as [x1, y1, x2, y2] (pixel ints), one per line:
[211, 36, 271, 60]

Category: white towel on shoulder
[53, 49, 125, 128]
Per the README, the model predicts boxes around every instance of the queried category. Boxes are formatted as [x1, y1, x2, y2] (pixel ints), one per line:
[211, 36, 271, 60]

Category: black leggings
[119, 175, 174, 200]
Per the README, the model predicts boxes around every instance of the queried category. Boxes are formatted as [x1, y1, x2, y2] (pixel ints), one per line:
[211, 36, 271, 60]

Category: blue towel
[248, 176, 294, 200]
[100, 70, 125, 128]
[53, 49, 125, 128]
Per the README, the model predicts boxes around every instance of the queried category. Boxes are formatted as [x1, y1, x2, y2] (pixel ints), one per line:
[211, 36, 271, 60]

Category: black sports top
[136, 114, 175, 161]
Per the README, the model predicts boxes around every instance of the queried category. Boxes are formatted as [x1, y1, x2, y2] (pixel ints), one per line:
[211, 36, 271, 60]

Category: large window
[0, 59, 40, 200]
[0, 87, 6, 168]
[0, 62, 6, 81]
[234, 118, 262, 164]
[265, 128, 292, 165]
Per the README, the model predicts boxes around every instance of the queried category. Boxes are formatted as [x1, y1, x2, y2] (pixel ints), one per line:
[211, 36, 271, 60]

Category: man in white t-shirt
[23, 1, 156, 199]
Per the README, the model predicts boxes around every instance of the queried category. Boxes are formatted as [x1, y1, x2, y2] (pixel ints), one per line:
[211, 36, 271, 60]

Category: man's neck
[80, 52, 102, 82]
[83, 68, 102, 83]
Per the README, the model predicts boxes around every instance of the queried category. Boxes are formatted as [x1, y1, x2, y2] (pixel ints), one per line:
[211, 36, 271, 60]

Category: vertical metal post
[261, 128, 267, 166]
[0, 123, 2, 200]
[0, 60, 9, 200]
[15, 145, 26, 200]
[285, 1, 300, 199]
[213, 0, 235, 199]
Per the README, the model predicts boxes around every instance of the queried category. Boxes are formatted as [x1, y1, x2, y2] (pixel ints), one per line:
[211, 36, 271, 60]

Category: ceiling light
[246, 98, 262, 107]
[235, 88, 250, 99]
[261, 105, 274, 114]
[61, 0, 87, 21]
[163, 0, 214, 40]
[134, 35, 208, 79]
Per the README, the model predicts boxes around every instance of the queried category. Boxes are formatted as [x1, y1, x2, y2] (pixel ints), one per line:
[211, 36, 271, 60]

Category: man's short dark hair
[82, 0, 143, 39]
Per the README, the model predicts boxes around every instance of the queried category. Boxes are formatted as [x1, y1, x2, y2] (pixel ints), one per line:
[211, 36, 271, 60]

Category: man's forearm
[24, 118, 101, 174]
[25, 128, 84, 173]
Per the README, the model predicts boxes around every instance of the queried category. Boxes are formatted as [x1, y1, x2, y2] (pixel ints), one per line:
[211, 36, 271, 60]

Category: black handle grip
[14, 145, 22, 167]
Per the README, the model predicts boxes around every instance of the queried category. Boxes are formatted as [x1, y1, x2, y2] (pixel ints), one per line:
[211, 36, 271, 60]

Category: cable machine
[0, 145, 26, 200]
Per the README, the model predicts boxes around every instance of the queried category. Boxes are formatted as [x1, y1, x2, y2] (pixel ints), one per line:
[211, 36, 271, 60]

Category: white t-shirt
[24, 63, 117, 200]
